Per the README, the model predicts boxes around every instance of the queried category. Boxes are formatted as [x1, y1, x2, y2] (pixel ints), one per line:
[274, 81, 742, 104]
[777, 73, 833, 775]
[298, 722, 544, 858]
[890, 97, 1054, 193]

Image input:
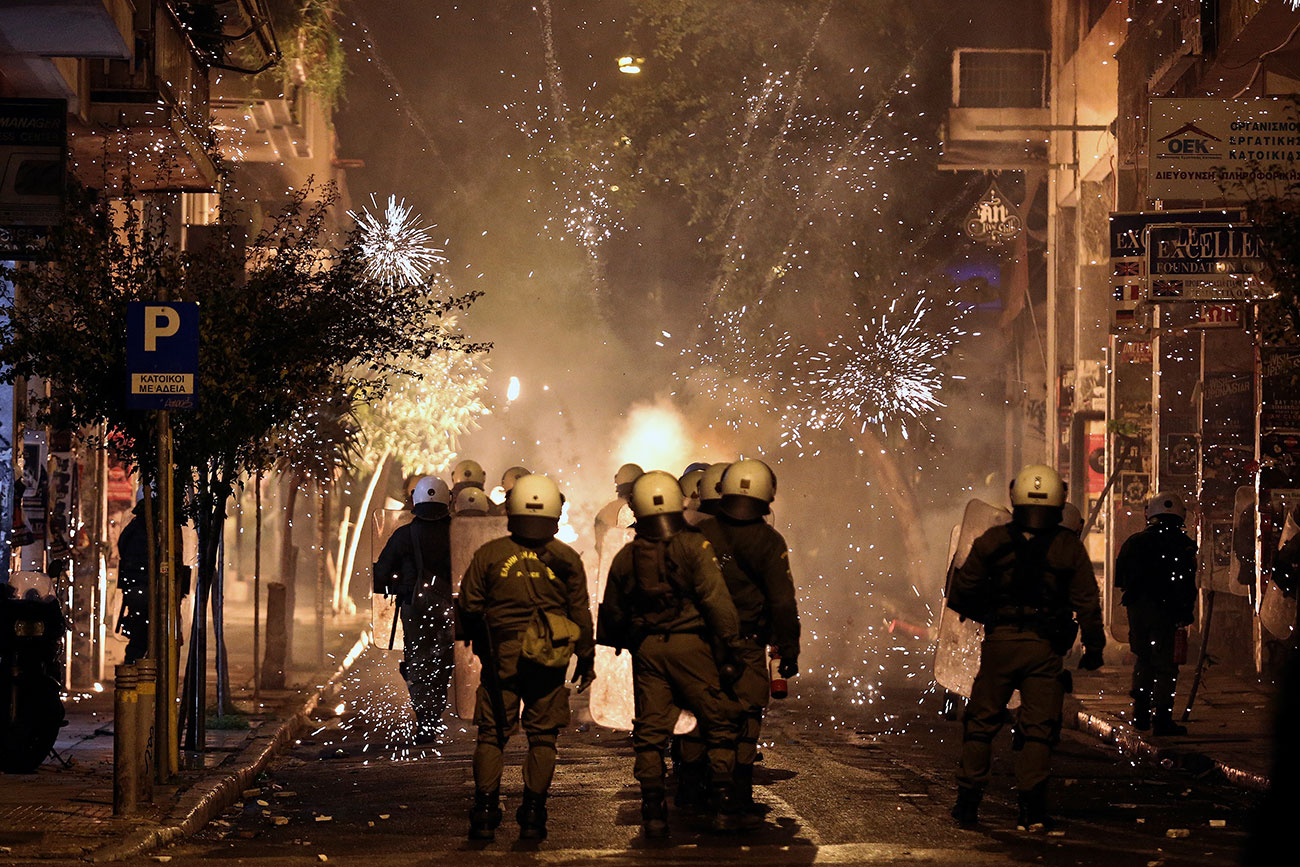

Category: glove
[778, 657, 799, 679]
[1078, 647, 1104, 671]
[571, 656, 596, 693]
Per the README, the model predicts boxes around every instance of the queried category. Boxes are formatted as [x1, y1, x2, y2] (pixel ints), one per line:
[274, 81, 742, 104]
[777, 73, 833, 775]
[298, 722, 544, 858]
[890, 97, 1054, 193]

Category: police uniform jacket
[456, 536, 594, 661]
[1115, 520, 1198, 623]
[696, 515, 801, 660]
[597, 528, 742, 652]
[949, 523, 1105, 652]
[372, 503, 452, 605]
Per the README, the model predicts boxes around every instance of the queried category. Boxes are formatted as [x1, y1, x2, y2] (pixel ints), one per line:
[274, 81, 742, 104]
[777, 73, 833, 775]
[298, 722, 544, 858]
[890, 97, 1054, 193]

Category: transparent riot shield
[590, 526, 695, 734]
[933, 499, 1012, 700]
[370, 509, 412, 653]
[449, 516, 509, 719]
[1262, 500, 1298, 640]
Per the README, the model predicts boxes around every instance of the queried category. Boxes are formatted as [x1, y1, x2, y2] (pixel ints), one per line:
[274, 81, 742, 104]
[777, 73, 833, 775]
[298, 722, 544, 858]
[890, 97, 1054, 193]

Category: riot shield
[1262, 504, 1298, 639]
[370, 509, 412, 653]
[590, 525, 695, 734]
[933, 499, 1012, 700]
[450, 516, 509, 719]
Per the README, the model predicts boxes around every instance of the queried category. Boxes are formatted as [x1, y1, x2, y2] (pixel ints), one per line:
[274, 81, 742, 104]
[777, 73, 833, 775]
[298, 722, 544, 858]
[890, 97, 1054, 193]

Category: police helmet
[698, 462, 730, 515]
[1060, 502, 1085, 534]
[507, 474, 563, 540]
[682, 461, 711, 476]
[1145, 491, 1188, 523]
[451, 459, 486, 490]
[630, 470, 687, 539]
[501, 466, 530, 493]
[412, 476, 451, 506]
[453, 486, 489, 516]
[1009, 464, 1066, 530]
[719, 458, 776, 521]
[614, 462, 643, 499]
[679, 469, 705, 500]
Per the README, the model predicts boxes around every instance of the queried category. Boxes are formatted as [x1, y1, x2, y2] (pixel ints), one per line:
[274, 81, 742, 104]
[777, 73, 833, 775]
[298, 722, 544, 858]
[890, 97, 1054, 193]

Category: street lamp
[617, 55, 644, 75]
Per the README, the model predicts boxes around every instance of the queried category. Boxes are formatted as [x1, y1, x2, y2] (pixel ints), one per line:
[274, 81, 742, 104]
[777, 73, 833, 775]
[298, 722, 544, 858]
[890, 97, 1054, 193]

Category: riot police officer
[456, 474, 595, 841]
[454, 486, 490, 517]
[116, 492, 150, 665]
[598, 470, 745, 837]
[679, 468, 706, 526]
[489, 466, 530, 516]
[594, 463, 642, 556]
[691, 458, 801, 816]
[947, 465, 1105, 831]
[1115, 492, 1198, 735]
[373, 476, 455, 744]
[697, 462, 729, 517]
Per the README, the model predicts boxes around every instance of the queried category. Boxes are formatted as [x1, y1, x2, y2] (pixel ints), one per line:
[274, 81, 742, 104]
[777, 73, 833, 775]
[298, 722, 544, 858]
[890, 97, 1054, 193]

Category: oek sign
[1149, 98, 1300, 201]
[126, 302, 199, 410]
[1143, 223, 1272, 302]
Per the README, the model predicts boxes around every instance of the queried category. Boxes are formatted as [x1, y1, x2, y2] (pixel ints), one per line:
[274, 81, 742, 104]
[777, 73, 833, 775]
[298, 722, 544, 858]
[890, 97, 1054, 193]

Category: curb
[1065, 704, 1270, 793]
[86, 630, 373, 863]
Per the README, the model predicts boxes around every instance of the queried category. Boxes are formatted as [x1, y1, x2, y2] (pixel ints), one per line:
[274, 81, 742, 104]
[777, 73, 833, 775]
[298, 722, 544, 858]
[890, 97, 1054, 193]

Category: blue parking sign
[126, 302, 199, 410]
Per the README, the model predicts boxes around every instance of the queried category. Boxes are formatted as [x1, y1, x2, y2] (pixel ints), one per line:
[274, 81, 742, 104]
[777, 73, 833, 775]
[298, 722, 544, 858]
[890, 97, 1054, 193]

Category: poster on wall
[1262, 349, 1300, 432]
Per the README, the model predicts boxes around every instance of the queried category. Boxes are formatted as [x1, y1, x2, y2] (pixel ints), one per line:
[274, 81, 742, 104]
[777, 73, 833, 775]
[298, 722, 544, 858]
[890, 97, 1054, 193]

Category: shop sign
[0, 98, 65, 260]
[1194, 304, 1242, 327]
[1117, 341, 1152, 364]
[1108, 209, 1242, 317]
[1149, 98, 1300, 201]
[1144, 223, 1272, 302]
[964, 182, 1022, 247]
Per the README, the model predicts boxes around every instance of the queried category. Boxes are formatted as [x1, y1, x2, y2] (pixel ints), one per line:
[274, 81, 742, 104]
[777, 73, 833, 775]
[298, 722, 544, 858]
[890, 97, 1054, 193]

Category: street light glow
[617, 55, 643, 74]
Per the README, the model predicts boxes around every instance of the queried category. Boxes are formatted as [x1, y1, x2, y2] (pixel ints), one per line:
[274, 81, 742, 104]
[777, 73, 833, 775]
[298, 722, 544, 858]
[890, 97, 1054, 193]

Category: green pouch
[521, 609, 581, 668]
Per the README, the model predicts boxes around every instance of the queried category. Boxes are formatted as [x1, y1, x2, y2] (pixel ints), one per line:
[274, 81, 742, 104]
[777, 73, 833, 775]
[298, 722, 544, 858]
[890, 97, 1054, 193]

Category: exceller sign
[1144, 223, 1272, 302]
[1149, 98, 1300, 201]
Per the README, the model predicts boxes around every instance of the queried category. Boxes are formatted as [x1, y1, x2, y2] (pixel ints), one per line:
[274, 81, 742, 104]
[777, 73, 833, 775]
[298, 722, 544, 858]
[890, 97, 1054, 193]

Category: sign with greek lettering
[1149, 98, 1300, 201]
[0, 98, 65, 260]
[1143, 223, 1272, 302]
[126, 302, 199, 410]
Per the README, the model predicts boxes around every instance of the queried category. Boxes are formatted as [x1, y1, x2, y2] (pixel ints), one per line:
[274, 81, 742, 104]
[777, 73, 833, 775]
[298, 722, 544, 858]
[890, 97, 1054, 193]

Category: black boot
[516, 790, 548, 840]
[951, 787, 981, 828]
[467, 789, 501, 841]
[641, 789, 670, 839]
[1132, 693, 1151, 731]
[1016, 783, 1052, 832]
[708, 783, 742, 833]
[673, 760, 707, 810]
[1151, 714, 1187, 736]
[735, 763, 765, 814]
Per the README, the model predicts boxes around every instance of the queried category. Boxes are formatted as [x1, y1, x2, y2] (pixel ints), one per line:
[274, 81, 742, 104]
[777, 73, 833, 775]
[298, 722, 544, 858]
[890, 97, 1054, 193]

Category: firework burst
[348, 194, 446, 286]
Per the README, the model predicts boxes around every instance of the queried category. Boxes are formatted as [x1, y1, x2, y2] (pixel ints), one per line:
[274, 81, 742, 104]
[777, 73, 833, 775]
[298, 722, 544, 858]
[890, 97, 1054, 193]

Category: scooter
[0, 581, 68, 773]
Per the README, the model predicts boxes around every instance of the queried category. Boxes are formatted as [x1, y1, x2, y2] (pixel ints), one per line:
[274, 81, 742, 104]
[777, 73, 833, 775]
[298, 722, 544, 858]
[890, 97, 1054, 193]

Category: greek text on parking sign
[126, 302, 199, 410]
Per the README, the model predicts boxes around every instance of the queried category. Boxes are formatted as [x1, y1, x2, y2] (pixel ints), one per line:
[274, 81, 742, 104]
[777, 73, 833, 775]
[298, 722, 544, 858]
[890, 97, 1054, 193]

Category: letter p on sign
[145, 305, 181, 352]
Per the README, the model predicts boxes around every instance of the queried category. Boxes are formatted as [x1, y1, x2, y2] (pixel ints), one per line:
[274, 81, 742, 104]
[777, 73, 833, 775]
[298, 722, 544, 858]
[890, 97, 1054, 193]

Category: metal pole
[157, 411, 179, 779]
[112, 663, 139, 815]
[254, 469, 262, 699]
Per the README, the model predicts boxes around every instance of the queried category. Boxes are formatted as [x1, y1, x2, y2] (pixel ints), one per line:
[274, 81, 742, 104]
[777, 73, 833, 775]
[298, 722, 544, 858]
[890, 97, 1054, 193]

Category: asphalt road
[150, 651, 1258, 866]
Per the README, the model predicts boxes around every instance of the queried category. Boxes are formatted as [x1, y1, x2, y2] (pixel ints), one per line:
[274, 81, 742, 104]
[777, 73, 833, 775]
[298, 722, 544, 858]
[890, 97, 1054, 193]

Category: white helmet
[501, 466, 530, 493]
[614, 462, 643, 498]
[1009, 464, 1065, 530]
[1146, 491, 1188, 523]
[507, 473, 563, 540]
[719, 458, 776, 520]
[451, 459, 486, 490]
[454, 486, 489, 516]
[630, 470, 686, 539]
[1060, 502, 1085, 534]
[412, 476, 451, 506]
[698, 462, 729, 514]
[678, 469, 705, 500]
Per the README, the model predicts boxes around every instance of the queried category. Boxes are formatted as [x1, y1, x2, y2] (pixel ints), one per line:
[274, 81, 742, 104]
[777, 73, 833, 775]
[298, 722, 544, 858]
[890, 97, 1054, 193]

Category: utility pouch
[519, 552, 581, 668]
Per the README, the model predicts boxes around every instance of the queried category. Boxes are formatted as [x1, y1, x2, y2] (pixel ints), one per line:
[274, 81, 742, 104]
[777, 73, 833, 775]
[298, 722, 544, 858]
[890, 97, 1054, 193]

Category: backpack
[517, 548, 582, 668]
[629, 537, 689, 628]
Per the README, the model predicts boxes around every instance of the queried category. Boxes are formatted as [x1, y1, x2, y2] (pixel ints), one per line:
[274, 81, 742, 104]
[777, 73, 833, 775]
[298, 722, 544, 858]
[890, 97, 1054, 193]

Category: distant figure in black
[116, 493, 150, 664]
[1115, 491, 1198, 736]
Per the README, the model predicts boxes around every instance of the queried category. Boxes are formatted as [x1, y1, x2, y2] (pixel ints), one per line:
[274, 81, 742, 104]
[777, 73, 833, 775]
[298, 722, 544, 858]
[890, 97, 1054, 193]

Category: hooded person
[456, 474, 595, 842]
[1115, 492, 1198, 736]
[116, 490, 151, 664]
[690, 458, 801, 818]
[373, 475, 455, 744]
[597, 470, 746, 837]
[946, 465, 1105, 832]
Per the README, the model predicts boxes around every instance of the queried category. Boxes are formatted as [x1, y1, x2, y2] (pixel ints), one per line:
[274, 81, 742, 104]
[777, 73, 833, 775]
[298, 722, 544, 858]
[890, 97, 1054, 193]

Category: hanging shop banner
[1149, 98, 1300, 201]
[964, 182, 1022, 247]
[0, 98, 65, 260]
[1143, 223, 1272, 302]
[1108, 210, 1243, 322]
[1261, 348, 1300, 432]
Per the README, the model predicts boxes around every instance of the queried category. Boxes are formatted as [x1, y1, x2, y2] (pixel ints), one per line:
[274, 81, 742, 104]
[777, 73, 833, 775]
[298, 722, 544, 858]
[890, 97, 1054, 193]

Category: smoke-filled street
[152, 648, 1254, 866]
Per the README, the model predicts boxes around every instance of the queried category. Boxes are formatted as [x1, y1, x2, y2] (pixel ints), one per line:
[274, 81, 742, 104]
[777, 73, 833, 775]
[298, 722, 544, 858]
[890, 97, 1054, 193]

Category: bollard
[134, 659, 157, 802]
[112, 664, 140, 815]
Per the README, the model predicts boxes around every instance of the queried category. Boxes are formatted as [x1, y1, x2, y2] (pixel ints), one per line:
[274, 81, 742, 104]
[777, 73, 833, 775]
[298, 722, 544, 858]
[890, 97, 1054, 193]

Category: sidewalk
[1065, 659, 1273, 791]
[0, 610, 369, 863]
